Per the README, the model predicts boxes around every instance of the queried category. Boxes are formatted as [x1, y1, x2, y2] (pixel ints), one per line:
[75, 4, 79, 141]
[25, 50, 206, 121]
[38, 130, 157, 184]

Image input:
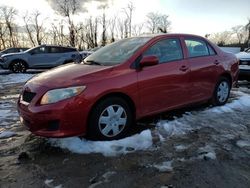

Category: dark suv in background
[0, 45, 81, 73]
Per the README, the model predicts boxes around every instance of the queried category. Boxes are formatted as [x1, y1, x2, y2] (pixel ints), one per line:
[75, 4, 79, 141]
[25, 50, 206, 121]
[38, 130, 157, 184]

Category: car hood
[27, 63, 113, 88]
[236, 52, 250, 59]
[1, 52, 25, 57]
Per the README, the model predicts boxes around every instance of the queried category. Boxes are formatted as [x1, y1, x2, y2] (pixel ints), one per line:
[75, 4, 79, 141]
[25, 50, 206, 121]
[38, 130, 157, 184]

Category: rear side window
[32, 47, 47, 54]
[143, 38, 183, 63]
[185, 39, 209, 57]
[49, 47, 61, 53]
[61, 47, 76, 53]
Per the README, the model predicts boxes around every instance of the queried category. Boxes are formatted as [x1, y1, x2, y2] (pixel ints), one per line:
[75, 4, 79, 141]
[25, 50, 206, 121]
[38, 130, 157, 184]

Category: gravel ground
[0, 72, 250, 188]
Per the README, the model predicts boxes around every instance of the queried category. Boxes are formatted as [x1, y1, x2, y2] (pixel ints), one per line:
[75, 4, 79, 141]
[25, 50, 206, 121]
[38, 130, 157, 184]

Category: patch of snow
[50, 130, 152, 156]
[0, 131, 16, 139]
[208, 93, 250, 114]
[157, 119, 192, 137]
[197, 145, 216, 160]
[44, 179, 62, 188]
[175, 144, 189, 152]
[45, 179, 54, 185]
[153, 161, 173, 172]
[89, 171, 116, 188]
[0, 94, 19, 99]
[236, 140, 250, 148]
[0, 109, 11, 117]
[0, 73, 34, 85]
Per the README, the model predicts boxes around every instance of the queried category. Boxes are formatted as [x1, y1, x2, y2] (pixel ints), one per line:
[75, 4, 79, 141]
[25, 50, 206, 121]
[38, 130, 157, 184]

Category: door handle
[179, 65, 188, 72]
[214, 60, 220, 65]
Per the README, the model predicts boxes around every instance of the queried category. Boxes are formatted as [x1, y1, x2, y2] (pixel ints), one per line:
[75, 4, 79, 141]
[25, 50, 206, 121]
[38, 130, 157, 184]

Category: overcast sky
[0, 0, 249, 36]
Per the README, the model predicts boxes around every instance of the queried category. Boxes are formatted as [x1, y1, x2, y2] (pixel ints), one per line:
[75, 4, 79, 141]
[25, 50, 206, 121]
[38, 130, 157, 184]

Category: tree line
[0, 0, 171, 50]
[207, 20, 250, 48]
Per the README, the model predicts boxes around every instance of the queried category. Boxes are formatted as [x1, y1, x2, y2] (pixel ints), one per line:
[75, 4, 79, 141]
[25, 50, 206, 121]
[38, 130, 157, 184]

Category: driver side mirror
[139, 55, 159, 68]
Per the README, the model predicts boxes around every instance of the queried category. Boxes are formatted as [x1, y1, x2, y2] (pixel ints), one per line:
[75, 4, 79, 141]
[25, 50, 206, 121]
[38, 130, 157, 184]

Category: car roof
[137, 33, 205, 39]
[39, 45, 76, 49]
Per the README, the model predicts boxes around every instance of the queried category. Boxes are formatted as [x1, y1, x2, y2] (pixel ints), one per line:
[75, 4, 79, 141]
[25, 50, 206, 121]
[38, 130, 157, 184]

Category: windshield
[84, 37, 152, 66]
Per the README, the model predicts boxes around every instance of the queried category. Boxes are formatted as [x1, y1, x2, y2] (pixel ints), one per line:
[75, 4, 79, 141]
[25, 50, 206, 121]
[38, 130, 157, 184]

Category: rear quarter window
[185, 38, 210, 58]
[61, 47, 77, 53]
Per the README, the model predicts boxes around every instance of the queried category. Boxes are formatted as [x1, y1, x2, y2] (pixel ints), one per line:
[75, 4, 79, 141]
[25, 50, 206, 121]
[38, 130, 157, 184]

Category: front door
[137, 38, 190, 116]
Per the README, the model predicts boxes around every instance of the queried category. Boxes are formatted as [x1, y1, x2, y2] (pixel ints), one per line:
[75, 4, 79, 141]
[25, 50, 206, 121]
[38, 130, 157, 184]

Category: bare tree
[0, 21, 7, 49]
[157, 14, 171, 33]
[246, 19, 250, 46]
[146, 12, 158, 34]
[51, 20, 66, 45]
[23, 12, 36, 46]
[0, 6, 18, 47]
[132, 24, 144, 36]
[146, 12, 171, 34]
[123, 2, 135, 37]
[109, 16, 116, 43]
[47, 0, 84, 47]
[99, 4, 108, 46]
[85, 17, 99, 48]
[117, 18, 125, 39]
[33, 11, 46, 45]
[209, 31, 232, 45]
[232, 25, 244, 44]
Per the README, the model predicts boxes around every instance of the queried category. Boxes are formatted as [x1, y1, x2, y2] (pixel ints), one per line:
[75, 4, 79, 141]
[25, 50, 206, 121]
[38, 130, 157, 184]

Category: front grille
[22, 91, 36, 103]
[239, 60, 250, 65]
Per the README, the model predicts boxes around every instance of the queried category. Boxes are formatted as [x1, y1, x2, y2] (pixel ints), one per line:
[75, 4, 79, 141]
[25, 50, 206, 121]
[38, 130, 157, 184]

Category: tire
[87, 97, 133, 141]
[10, 60, 27, 73]
[211, 77, 231, 106]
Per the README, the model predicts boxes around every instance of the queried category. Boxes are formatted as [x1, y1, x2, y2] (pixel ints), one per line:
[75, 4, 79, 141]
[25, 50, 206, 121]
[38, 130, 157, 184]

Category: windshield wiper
[84, 60, 103, 66]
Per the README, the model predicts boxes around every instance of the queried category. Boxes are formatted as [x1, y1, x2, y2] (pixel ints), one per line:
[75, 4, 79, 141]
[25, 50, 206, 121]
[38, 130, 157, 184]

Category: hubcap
[98, 105, 127, 137]
[12, 62, 26, 73]
[217, 81, 229, 103]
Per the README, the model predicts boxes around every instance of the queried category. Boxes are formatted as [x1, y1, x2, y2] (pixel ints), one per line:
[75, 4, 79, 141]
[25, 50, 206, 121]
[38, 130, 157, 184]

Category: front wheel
[211, 77, 231, 106]
[10, 61, 27, 73]
[87, 97, 133, 140]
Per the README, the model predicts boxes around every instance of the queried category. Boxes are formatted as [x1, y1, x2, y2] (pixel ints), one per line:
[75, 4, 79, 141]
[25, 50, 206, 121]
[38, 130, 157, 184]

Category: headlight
[40, 86, 86, 105]
[0, 57, 7, 62]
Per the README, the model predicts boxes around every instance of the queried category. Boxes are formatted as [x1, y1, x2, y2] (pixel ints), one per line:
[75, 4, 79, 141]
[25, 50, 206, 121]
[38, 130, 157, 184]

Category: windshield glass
[84, 37, 152, 66]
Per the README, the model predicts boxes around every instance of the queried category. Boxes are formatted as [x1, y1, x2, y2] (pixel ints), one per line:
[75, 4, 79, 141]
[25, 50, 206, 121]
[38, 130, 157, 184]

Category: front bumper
[0, 61, 8, 69]
[238, 69, 250, 80]
[17, 85, 92, 138]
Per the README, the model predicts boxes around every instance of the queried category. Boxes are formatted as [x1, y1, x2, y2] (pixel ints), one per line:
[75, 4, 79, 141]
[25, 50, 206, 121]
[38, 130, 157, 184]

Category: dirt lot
[0, 72, 250, 188]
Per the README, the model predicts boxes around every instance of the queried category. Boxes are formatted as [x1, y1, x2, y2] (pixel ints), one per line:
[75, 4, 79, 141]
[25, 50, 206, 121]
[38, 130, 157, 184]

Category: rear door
[183, 38, 219, 102]
[137, 38, 190, 116]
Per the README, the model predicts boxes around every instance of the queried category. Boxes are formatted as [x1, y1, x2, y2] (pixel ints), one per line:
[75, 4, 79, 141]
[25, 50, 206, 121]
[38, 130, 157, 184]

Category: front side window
[185, 39, 209, 57]
[143, 38, 183, 63]
[29, 47, 47, 54]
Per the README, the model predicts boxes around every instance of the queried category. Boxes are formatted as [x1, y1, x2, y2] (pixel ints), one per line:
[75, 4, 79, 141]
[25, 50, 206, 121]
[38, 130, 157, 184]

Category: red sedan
[17, 34, 239, 140]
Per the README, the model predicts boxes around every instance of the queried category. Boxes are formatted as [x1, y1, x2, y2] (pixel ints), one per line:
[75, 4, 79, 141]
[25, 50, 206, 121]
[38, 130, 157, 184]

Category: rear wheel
[87, 97, 133, 140]
[211, 77, 231, 106]
[10, 60, 27, 73]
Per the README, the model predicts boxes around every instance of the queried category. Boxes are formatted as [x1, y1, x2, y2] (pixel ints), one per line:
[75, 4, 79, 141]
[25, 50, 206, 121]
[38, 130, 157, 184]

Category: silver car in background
[0, 45, 81, 73]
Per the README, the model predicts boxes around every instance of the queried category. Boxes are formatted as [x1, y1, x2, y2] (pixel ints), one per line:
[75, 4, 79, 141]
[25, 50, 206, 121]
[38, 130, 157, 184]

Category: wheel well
[87, 92, 136, 124]
[9, 59, 28, 69]
[220, 72, 232, 87]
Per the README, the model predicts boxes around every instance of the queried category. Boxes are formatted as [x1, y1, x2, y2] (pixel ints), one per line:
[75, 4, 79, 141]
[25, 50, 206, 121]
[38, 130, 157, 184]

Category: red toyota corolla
[17, 34, 239, 140]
